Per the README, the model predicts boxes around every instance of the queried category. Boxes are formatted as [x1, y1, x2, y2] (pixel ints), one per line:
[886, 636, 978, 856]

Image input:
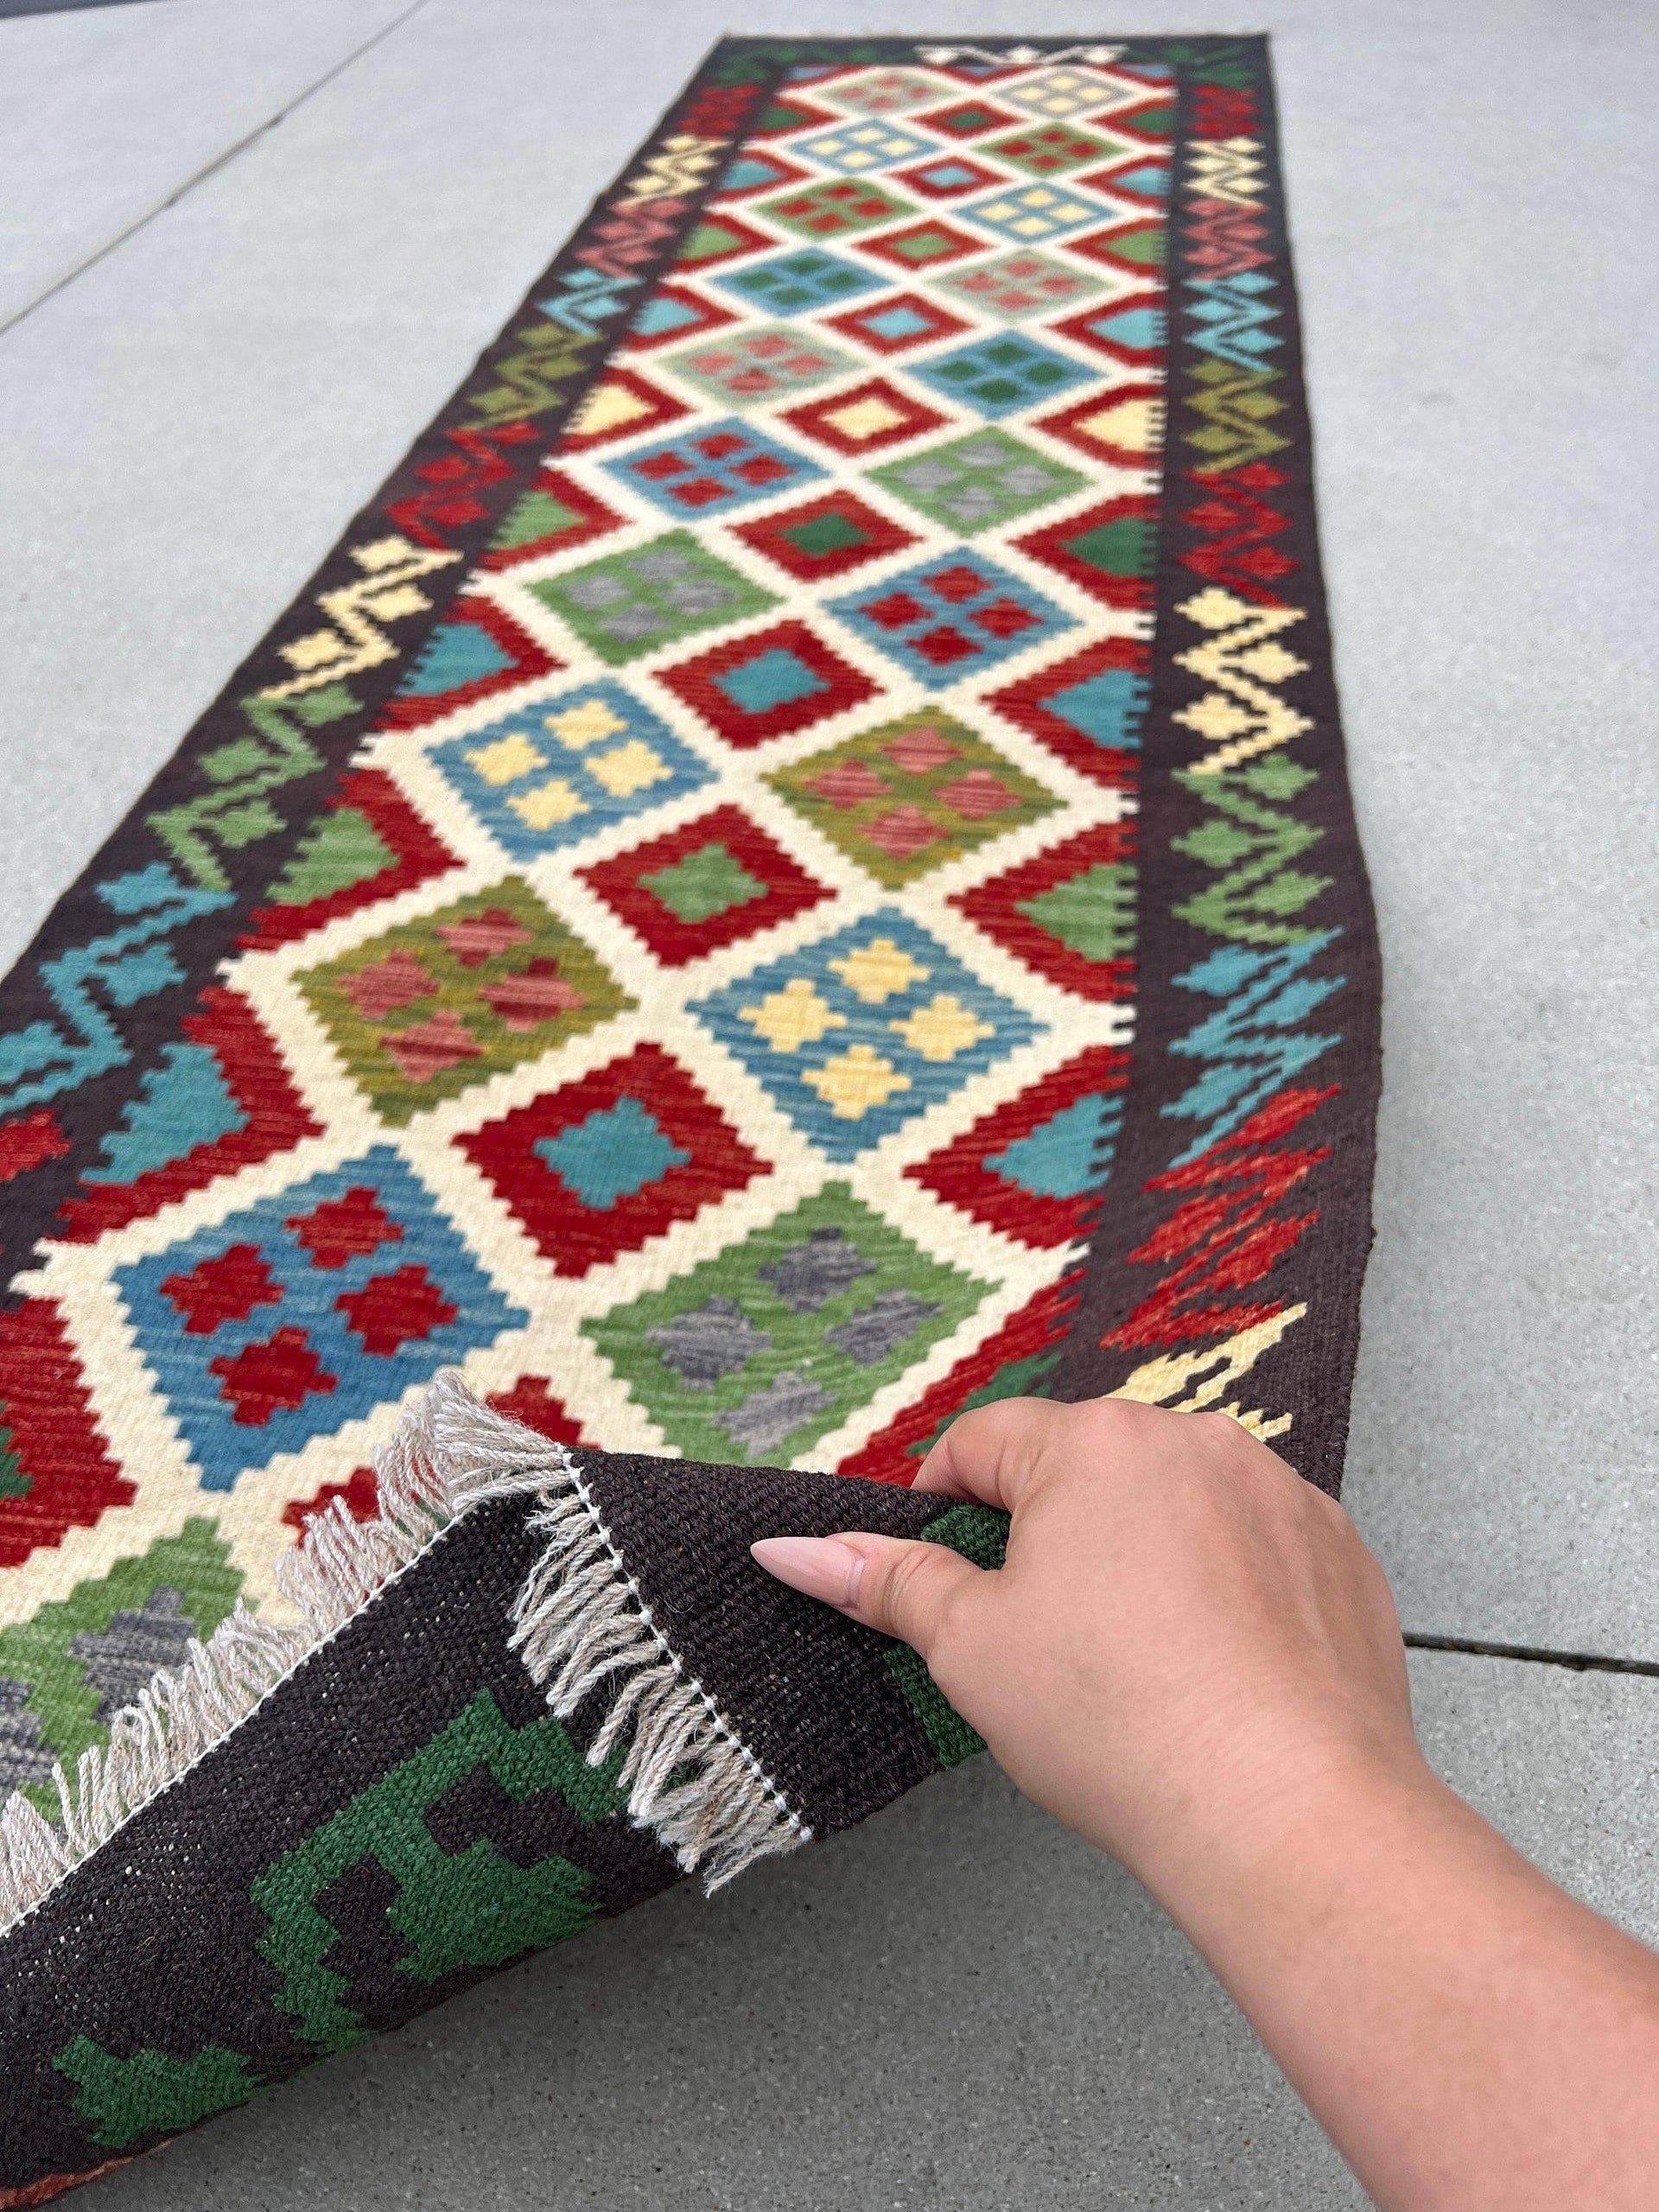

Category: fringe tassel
[0, 1372, 804, 1938]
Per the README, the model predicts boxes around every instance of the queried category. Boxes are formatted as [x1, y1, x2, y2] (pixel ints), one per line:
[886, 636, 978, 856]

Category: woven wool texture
[0, 35, 1379, 2202]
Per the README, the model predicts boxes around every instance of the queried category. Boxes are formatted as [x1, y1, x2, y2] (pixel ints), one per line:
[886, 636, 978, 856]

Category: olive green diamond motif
[766, 710, 1060, 890]
[529, 532, 778, 667]
[298, 877, 634, 1124]
[868, 429, 1088, 537]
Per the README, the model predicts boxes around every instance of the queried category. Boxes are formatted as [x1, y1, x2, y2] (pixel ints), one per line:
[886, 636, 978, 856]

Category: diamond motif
[937, 248, 1105, 321]
[758, 178, 914, 240]
[907, 1045, 1130, 1248]
[766, 710, 1061, 887]
[868, 428, 1087, 535]
[584, 1184, 988, 1465]
[824, 67, 941, 116]
[1050, 294, 1168, 367]
[781, 377, 948, 457]
[620, 283, 738, 353]
[957, 183, 1103, 245]
[822, 291, 972, 356]
[580, 804, 830, 966]
[459, 1045, 763, 1278]
[988, 634, 1152, 789]
[709, 149, 810, 201]
[953, 822, 1137, 1000]
[1067, 215, 1167, 276]
[529, 531, 778, 664]
[663, 325, 859, 408]
[791, 122, 936, 174]
[1079, 156, 1171, 207]
[909, 333, 1094, 417]
[914, 99, 1019, 138]
[890, 156, 1001, 200]
[996, 66, 1124, 121]
[115, 1148, 526, 1487]
[428, 681, 714, 860]
[298, 879, 633, 1123]
[658, 620, 878, 747]
[732, 488, 919, 582]
[552, 368, 688, 453]
[857, 218, 983, 272]
[1015, 494, 1160, 608]
[1035, 384, 1166, 469]
[602, 419, 825, 519]
[982, 123, 1119, 176]
[690, 907, 1042, 1161]
[715, 248, 887, 315]
[671, 212, 774, 270]
[476, 467, 627, 572]
[830, 552, 1076, 688]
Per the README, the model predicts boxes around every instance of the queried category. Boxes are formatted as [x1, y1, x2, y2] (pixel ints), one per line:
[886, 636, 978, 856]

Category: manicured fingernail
[750, 1535, 864, 1608]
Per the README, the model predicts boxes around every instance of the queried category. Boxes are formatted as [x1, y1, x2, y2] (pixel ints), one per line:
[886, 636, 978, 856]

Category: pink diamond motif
[807, 761, 889, 809]
[884, 724, 960, 776]
[382, 1011, 485, 1082]
[439, 908, 532, 968]
[480, 962, 588, 1033]
[342, 950, 438, 1020]
[944, 770, 1020, 819]
[862, 807, 946, 859]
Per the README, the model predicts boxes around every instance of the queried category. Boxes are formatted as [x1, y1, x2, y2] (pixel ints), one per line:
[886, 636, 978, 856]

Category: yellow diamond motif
[888, 994, 995, 1063]
[506, 778, 588, 831]
[545, 698, 629, 751]
[802, 1046, 912, 1120]
[466, 730, 547, 786]
[587, 741, 671, 798]
[821, 396, 907, 443]
[739, 977, 846, 1053]
[828, 938, 931, 1005]
[569, 378, 655, 439]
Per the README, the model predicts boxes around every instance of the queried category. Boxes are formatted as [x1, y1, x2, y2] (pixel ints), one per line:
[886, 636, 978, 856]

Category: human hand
[751, 1396, 1422, 1906]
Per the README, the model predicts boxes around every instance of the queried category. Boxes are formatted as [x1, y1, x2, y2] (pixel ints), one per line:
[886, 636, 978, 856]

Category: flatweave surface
[0, 34, 1379, 2202]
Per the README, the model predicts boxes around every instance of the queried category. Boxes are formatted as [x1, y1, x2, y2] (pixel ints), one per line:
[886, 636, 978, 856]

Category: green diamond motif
[1018, 863, 1138, 962]
[586, 1184, 989, 1465]
[766, 711, 1060, 890]
[982, 123, 1121, 176]
[868, 429, 1088, 537]
[640, 843, 767, 925]
[530, 532, 778, 666]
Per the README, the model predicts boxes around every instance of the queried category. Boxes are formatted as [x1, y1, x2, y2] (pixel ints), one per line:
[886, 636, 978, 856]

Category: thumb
[751, 1530, 984, 1656]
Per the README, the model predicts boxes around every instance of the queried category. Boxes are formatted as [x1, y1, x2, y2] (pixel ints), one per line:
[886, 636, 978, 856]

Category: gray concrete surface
[1, 0, 1656, 2202]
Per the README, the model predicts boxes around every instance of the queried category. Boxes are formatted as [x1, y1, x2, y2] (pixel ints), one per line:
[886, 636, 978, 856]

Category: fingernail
[750, 1535, 864, 1608]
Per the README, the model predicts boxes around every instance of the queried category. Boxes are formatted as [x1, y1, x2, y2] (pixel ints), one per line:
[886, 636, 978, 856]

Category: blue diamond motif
[830, 554, 1077, 690]
[715, 249, 887, 315]
[909, 334, 1094, 418]
[691, 908, 1042, 1162]
[115, 1147, 527, 1489]
[603, 418, 824, 521]
[429, 681, 715, 860]
[536, 1096, 689, 1210]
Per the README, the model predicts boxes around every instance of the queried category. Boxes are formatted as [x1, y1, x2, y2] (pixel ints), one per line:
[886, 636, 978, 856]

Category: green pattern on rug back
[54, 2038, 265, 2150]
[886, 1503, 1011, 1767]
[0, 1521, 243, 1812]
[252, 1690, 627, 2056]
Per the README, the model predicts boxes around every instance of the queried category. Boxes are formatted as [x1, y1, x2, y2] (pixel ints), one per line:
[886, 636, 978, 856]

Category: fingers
[912, 1394, 1077, 1507]
[752, 1530, 984, 1655]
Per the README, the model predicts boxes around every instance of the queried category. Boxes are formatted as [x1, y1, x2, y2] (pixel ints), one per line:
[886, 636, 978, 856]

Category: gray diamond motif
[70, 1588, 198, 1720]
[823, 1289, 942, 1367]
[720, 1373, 836, 1458]
[757, 1227, 876, 1313]
[647, 1299, 771, 1390]
[0, 1680, 55, 1792]
[869, 429, 1089, 538]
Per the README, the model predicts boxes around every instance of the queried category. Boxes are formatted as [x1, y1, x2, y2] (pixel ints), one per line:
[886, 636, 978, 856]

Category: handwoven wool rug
[0, 35, 1378, 2202]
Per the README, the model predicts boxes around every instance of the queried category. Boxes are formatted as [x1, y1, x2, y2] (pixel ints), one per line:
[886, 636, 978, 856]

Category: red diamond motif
[657, 620, 878, 749]
[161, 1245, 283, 1336]
[210, 1326, 338, 1427]
[780, 377, 947, 458]
[382, 1011, 484, 1083]
[579, 804, 830, 967]
[342, 950, 437, 1020]
[336, 1265, 458, 1357]
[440, 909, 532, 967]
[288, 1185, 404, 1269]
[480, 961, 587, 1032]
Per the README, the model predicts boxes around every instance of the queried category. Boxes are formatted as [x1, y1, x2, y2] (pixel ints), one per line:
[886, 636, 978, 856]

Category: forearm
[1148, 1752, 1659, 2211]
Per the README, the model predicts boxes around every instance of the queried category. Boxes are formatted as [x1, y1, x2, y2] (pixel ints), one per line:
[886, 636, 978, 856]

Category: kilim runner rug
[0, 35, 1378, 2202]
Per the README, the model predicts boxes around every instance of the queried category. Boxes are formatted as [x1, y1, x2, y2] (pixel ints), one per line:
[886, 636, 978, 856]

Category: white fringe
[0, 1370, 804, 1938]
